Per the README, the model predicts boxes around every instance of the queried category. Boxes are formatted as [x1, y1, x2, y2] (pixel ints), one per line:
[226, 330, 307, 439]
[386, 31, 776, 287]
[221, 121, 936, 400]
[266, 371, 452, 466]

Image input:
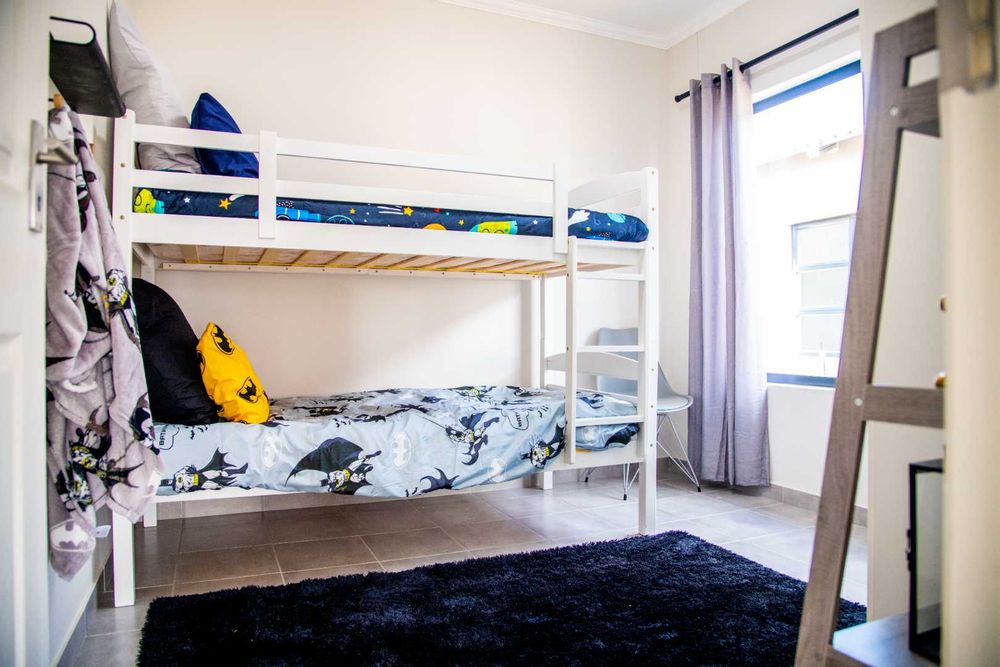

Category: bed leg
[537, 471, 553, 490]
[638, 461, 657, 535]
[112, 512, 136, 608]
[142, 502, 158, 527]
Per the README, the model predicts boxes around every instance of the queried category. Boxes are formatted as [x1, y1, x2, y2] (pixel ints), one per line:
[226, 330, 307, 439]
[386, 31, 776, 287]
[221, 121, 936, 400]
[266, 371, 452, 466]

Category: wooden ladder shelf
[795, 9, 943, 666]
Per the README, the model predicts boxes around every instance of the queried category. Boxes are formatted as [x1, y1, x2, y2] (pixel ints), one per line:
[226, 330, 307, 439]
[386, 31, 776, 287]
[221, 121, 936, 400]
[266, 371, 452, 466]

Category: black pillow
[133, 279, 218, 425]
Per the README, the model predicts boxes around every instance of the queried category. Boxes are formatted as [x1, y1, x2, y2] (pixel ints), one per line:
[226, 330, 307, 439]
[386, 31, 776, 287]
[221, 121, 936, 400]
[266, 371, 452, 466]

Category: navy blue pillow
[190, 93, 259, 178]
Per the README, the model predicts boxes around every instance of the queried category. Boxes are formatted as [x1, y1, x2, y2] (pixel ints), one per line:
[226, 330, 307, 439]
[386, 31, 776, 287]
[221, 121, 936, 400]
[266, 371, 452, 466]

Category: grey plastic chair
[590, 327, 700, 498]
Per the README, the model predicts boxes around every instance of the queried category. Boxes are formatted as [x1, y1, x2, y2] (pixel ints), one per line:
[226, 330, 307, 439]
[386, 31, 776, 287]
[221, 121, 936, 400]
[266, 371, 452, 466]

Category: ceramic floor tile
[840, 577, 867, 605]
[264, 512, 360, 544]
[657, 518, 734, 545]
[705, 489, 781, 509]
[83, 483, 869, 667]
[362, 527, 465, 561]
[132, 553, 177, 589]
[844, 550, 868, 584]
[656, 493, 744, 520]
[750, 502, 818, 527]
[89, 586, 171, 636]
[181, 511, 265, 531]
[417, 500, 512, 527]
[557, 486, 636, 509]
[379, 551, 472, 572]
[282, 562, 384, 584]
[517, 509, 618, 541]
[173, 573, 285, 596]
[273, 536, 376, 572]
[744, 527, 817, 563]
[694, 509, 800, 542]
[480, 491, 572, 518]
[174, 545, 279, 584]
[724, 541, 811, 581]
[408, 493, 492, 509]
[343, 506, 438, 535]
[179, 515, 271, 552]
[467, 540, 562, 559]
[74, 630, 140, 667]
[443, 519, 545, 550]
[133, 520, 182, 556]
[584, 502, 645, 530]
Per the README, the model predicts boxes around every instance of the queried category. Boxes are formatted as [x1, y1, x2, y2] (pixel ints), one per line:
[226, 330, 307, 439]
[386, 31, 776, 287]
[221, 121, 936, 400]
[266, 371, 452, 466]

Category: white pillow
[108, 2, 201, 173]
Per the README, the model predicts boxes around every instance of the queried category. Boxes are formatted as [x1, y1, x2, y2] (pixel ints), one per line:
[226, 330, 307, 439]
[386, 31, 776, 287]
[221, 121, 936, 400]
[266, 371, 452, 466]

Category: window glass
[754, 65, 863, 380]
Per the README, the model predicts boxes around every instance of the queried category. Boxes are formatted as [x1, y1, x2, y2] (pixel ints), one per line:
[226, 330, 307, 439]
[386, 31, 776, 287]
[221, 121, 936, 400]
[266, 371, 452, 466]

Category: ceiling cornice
[438, 0, 748, 51]
[439, 0, 669, 49]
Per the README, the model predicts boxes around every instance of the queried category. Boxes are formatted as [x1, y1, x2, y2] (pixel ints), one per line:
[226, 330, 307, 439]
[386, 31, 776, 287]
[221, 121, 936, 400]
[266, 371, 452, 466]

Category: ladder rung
[577, 272, 645, 282]
[575, 415, 641, 427]
[578, 345, 642, 353]
[861, 385, 943, 429]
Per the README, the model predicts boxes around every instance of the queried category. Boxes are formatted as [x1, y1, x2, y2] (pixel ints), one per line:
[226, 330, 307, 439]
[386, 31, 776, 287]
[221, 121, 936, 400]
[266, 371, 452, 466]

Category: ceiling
[439, 0, 751, 50]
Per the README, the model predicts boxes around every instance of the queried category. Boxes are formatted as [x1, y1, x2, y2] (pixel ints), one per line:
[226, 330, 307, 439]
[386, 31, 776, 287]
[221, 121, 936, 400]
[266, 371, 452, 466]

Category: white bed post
[564, 236, 579, 466]
[534, 275, 554, 490]
[257, 130, 277, 240]
[552, 162, 568, 254]
[637, 167, 659, 534]
[110, 110, 138, 607]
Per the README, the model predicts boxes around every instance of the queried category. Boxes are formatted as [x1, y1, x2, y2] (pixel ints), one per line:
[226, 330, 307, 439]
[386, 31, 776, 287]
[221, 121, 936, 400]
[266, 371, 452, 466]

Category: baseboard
[54, 582, 98, 667]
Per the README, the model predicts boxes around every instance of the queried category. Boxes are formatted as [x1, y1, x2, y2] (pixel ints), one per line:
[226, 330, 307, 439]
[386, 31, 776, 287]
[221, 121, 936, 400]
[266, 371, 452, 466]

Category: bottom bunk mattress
[154, 386, 638, 498]
[133, 188, 650, 242]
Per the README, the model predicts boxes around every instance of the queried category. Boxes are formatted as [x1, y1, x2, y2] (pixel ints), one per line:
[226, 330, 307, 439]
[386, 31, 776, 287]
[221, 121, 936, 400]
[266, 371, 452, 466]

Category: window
[753, 61, 864, 382]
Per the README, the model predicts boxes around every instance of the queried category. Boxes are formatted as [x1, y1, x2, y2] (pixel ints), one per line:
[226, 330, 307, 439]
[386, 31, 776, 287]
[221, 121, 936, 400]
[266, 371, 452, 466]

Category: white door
[0, 0, 52, 665]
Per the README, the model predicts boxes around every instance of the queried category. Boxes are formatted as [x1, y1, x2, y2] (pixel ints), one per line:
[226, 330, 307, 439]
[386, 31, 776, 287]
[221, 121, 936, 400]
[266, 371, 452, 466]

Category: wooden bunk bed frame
[109, 110, 660, 607]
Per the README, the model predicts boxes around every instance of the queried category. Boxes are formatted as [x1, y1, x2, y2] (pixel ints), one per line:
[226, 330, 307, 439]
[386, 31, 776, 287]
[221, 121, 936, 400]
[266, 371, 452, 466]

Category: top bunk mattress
[133, 188, 650, 243]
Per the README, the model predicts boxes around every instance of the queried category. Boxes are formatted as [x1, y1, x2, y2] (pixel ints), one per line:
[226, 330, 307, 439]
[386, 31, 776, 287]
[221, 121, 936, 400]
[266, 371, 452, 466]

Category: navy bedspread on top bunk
[133, 188, 650, 242]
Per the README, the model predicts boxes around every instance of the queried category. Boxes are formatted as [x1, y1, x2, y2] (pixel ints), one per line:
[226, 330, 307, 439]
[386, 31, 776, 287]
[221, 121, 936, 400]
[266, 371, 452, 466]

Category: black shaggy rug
[140, 531, 864, 666]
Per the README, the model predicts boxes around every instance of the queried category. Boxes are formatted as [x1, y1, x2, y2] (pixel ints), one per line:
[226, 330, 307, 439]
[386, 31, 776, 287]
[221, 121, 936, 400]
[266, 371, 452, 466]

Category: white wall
[859, 0, 945, 621]
[656, 0, 860, 496]
[122, 0, 664, 396]
[767, 384, 869, 507]
[940, 13, 1000, 659]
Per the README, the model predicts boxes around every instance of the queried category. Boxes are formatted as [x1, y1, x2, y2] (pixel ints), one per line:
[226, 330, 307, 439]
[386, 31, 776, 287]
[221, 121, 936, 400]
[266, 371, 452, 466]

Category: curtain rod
[673, 9, 860, 103]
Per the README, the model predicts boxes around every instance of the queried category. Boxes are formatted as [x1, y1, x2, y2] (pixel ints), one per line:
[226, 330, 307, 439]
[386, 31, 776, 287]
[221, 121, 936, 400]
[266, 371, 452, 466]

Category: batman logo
[238, 377, 260, 403]
[211, 325, 235, 355]
[196, 350, 206, 373]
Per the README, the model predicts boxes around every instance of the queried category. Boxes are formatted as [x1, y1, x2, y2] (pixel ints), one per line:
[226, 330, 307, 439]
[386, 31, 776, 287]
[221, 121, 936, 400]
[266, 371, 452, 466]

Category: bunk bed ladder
[562, 167, 659, 533]
[795, 10, 943, 665]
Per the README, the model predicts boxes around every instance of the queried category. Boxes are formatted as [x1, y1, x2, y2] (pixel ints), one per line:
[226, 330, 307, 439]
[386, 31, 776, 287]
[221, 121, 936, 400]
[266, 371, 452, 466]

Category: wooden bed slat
[260, 248, 286, 265]
[153, 246, 637, 276]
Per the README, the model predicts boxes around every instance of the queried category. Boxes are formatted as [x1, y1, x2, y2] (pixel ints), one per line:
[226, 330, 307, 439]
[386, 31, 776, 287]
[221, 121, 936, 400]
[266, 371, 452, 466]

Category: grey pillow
[108, 2, 201, 173]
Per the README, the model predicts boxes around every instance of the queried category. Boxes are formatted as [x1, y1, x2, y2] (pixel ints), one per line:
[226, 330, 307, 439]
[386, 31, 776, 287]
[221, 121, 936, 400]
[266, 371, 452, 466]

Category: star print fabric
[131, 188, 649, 242]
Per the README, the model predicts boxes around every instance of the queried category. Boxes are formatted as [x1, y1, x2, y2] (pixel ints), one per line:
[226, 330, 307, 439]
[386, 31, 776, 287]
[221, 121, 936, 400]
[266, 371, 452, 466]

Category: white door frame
[0, 0, 52, 664]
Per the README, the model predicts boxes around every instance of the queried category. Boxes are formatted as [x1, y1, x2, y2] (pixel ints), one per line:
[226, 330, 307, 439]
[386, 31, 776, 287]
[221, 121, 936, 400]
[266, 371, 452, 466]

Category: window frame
[791, 214, 855, 362]
[754, 62, 863, 387]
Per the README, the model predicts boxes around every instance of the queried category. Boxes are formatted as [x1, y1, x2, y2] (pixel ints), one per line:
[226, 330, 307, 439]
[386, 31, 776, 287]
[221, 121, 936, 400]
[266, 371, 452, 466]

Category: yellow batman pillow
[196, 322, 269, 423]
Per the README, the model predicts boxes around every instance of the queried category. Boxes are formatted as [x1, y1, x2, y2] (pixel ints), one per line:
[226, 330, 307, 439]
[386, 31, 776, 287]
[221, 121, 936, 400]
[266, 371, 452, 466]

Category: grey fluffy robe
[45, 107, 162, 579]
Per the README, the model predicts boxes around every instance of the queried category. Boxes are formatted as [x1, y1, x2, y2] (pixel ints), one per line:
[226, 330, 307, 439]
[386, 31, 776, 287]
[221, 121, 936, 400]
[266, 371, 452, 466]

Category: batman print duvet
[154, 386, 638, 498]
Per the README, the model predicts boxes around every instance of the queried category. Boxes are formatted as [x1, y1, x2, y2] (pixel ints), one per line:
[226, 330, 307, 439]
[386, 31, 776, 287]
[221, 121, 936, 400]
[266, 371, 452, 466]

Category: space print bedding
[133, 188, 650, 243]
[155, 386, 638, 498]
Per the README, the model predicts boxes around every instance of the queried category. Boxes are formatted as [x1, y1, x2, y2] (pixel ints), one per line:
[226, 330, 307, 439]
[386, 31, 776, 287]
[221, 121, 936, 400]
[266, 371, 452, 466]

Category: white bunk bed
[109, 110, 660, 607]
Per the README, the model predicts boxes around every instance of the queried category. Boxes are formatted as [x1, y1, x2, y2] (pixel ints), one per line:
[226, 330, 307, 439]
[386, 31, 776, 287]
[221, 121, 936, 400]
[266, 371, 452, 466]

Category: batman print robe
[45, 107, 162, 579]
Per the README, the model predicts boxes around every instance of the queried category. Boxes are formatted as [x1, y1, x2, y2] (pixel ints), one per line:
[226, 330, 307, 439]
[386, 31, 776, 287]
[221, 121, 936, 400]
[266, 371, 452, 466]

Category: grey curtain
[687, 61, 769, 487]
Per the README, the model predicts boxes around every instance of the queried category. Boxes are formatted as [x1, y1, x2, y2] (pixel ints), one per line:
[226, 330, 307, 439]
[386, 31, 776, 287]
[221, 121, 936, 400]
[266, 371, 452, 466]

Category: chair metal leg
[659, 413, 701, 492]
[623, 410, 700, 499]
